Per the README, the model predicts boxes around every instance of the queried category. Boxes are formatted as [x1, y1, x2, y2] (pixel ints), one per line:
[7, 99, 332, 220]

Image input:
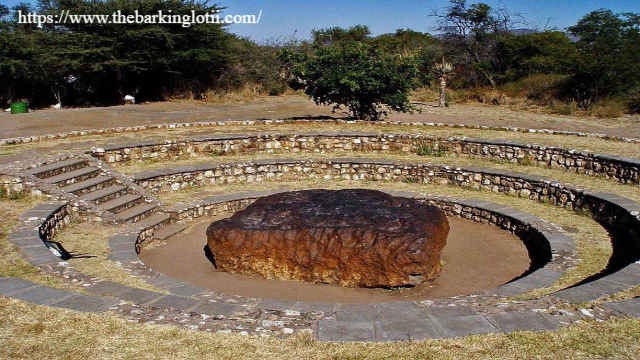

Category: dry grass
[53, 222, 164, 293]
[157, 179, 612, 297]
[0, 296, 638, 359]
[411, 87, 639, 124]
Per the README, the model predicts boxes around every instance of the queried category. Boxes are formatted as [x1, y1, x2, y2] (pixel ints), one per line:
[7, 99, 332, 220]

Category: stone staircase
[23, 157, 187, 241]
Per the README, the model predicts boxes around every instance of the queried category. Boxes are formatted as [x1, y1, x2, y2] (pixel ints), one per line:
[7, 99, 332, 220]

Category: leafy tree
[567, 9, 640, 107]
[497, 31, 577, 81]
[432, 0, 523, 87]
[0, 0, 233, 107]
[283, 42, 418, 121]
[373, 29, 441, 57]
[312, 25, 371, 46]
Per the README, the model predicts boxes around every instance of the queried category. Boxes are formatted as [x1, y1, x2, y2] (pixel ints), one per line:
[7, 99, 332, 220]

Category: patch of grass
[0, 187, 25, 200]
[416, 142, 446, 157]
[588, 98, 627, 119]
[0, 296, 638, 359]
[53, 222, 164, 293]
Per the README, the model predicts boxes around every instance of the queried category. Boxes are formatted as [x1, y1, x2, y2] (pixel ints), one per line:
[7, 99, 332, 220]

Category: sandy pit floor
[140, 215, 530, 303]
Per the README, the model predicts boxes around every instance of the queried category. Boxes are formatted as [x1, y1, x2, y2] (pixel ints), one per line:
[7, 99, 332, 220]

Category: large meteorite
[206, 189, 449, 287]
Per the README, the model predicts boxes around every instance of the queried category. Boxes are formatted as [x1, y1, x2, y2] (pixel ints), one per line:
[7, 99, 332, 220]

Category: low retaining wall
[93, 133, 639, 183]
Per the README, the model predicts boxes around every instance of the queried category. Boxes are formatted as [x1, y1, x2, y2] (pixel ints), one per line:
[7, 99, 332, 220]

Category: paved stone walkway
[2, 276, 639, 341]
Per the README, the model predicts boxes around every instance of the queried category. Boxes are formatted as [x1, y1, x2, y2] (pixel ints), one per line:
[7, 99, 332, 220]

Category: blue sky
[3, 0, 639, 41]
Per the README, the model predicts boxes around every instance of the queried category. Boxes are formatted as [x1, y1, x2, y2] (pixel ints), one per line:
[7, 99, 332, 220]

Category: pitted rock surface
[206, 189, 449, 287]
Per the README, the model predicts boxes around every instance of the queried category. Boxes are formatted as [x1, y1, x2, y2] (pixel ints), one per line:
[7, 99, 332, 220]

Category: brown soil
[1, 95, 638, 139]
[140, 215, 530, 303]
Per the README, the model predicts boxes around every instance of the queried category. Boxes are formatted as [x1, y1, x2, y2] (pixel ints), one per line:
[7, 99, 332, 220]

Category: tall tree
[567, 9, 640, 107]
[312, 25, 371, 46]
[432, 0, 523, 87]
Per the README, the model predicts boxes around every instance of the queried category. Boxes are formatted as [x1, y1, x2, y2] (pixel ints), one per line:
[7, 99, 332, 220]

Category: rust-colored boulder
[206, 189, 449, 287]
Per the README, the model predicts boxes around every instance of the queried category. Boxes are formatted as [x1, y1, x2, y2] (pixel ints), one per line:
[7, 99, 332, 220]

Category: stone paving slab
[425, 305, 476, 319]
[20, 244, 56, 257]
[602, 298, 640, 317]
[9, 285, 76, 306]
[624, 263, 640, 276]
[545, 234, 577, 252]
[335, 303, 379, 312]
[50, 293, 119, 313]
[376, 302, 429, 321]
[8, 229, 41, 241]
[164, 283, 208, 297]
[109, 242, 135, 253]
[376, 319, 443, 341]
[0, 277, 39, 295]
[190, 301, 244, 318]
[23, 253, 61, 266]
[316, 321, 376, 342]
[108, 249, 138, 261]
[431, 314, 501, 338]
[19, 210, 57, 221]
[336, 310, 381, 322]
[554, 287, 602, 303]
[601, 267, 640, 287]
[492, 282, 529, 296]
[8, 236, 42, 249]
[148, 295, 199, 311]
[487, 311, 558, 332]
[510, 269, 562, 289]
[89, 281, 132, 297]
[116, 287, 164, 305]
[580, 278, 632, 295]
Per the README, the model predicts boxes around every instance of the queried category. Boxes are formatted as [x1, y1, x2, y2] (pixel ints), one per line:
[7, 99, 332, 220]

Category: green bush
[283, 42, 418, 121]
[416, 142, 446, 157]
[0, 187, 23, 200]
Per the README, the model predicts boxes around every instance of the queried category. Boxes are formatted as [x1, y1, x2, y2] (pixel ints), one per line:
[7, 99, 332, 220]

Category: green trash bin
[10, 102, 28, 114]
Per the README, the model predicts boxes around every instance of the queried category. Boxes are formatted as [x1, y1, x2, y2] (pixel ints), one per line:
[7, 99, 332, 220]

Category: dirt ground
[140, 216, 530, 303]
[1, 95, 639, 139]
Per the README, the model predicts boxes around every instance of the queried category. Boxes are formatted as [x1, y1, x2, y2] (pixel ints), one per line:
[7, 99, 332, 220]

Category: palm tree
[431, 59, 455, 107]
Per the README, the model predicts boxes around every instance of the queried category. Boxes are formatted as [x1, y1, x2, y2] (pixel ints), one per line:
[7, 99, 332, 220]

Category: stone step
[117, 203, 157, 223]
[99, 194, 145, 214]
[78, 185, 129, 204]
[137, 213, 172, 230]
[153, 223, 189, 240]
[44, 167, 100, 186]
[61, 176, 115, 196]
[24, 158, 88, 179]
